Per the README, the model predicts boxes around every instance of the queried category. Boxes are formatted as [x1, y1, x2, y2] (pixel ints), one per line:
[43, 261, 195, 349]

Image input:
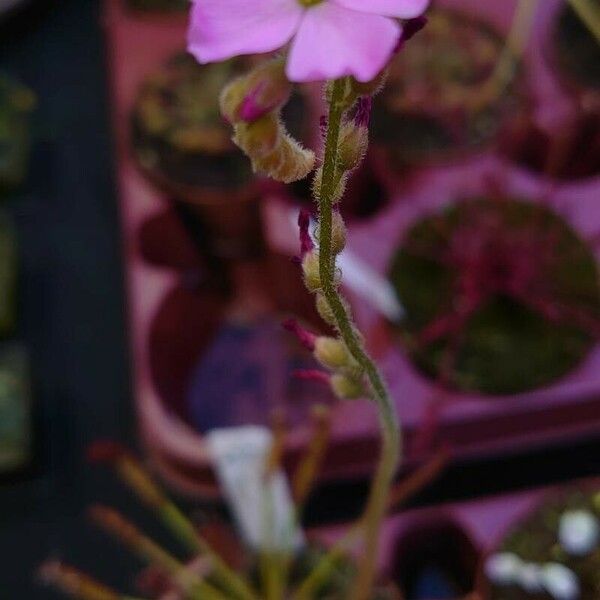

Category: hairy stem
[317, 79, 401, 600]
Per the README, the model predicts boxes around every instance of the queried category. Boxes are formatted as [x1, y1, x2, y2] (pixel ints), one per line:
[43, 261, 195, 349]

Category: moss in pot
[132, 53, 310, 200]
[484, 483, 600, 599]
[370, 9, 526, 169]
[388, 197, 600, 395]
[131, 53, 254, 198]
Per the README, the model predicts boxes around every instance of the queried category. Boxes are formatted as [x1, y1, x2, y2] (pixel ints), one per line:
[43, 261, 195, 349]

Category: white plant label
[207, 426, 304, 552]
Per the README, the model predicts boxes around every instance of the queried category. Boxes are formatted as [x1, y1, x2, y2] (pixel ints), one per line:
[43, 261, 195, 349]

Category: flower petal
[188, 0, 303, 64]
[286, 4, 400, 83]
[333, 0, 430, 18]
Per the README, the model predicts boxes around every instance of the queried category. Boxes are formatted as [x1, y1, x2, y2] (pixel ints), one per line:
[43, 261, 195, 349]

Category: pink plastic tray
[104, 0, 600, 498]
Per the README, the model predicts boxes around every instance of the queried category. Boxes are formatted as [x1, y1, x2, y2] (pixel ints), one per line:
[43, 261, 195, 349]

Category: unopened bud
[316, 293, 336, 326]
[234, 118, 315, 183]
[331, 373, 364, 400]
[338, 121, 368, 172]
[314, 337, 352, 370]
[254, 131, 316, 183]
[331, 209, 347, 255]
[302, 251, 321, 291]
[219, 58, 291, 124]
[233, 113, 279, 157]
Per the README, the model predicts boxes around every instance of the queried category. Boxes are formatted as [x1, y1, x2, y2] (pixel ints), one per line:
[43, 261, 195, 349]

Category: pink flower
[188, 0, 430, 83]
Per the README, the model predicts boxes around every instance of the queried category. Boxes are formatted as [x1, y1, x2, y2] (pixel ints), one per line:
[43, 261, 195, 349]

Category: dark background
[0, 1, 599, 597]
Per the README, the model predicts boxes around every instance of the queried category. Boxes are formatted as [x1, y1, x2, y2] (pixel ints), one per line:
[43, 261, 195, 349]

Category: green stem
[159, 504, 259, 600]
[569, 0, 600, 42]
[291, 524, 362, 600]
[317, 79, 401, 600]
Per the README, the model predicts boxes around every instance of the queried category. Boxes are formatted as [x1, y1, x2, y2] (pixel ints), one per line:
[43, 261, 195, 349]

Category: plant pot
[388, 196, 600, 396]
[481, 481, 600, 599]
[339, 156, 600, 461]
[131, 51, 312, 261]
[130, 52, 266, 260]
[370, 8, 528, 172]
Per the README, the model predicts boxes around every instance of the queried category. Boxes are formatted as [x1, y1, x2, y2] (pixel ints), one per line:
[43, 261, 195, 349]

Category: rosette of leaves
[389, 197, 600, 395]
[371, 9, 525, 167]
[0, 73, 35, 195]
[39, 441, 407, 600]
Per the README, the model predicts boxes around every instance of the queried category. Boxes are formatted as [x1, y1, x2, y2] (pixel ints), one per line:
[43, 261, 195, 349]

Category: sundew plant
[40, 0, 600, 599]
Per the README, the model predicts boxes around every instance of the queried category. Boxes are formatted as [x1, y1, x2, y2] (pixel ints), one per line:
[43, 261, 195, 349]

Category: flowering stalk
[314, 78, 401, 600]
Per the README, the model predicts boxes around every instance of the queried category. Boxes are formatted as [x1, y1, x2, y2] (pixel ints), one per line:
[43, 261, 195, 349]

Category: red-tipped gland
[395, 16, 428, 52]
[86, 440, 129, 464]
[283, 319, 317, 351]
[293, 369, 331, 386]
[239, 81, 274, 122]
[298, 208, 315, 258]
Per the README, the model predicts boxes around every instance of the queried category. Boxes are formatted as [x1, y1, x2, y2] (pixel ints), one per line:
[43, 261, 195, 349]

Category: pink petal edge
[187, 0, 303, 64]
[286, 3, 401, 83]
[333, 0, 430, 19]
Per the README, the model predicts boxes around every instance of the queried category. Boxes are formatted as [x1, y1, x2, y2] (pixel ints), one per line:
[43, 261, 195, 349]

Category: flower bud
[314, 337, 351, 370]
[302, 251, 321, 291]
[266, 133, 315, 183]
[338, 121, 368, 172]
[219, 58, 291, 124]
[331, 209, 347, 255]
[330, 373, 364, 400]
[233, 113, 280, 157]
[234, 118, 315, 183]
[315, 293, 336, 326]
